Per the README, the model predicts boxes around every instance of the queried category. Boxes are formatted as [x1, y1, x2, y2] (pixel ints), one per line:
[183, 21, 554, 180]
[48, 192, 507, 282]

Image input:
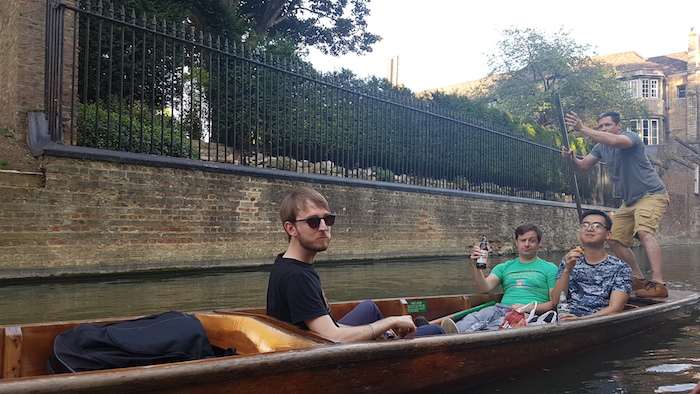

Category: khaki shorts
[610, 193, 669, 247]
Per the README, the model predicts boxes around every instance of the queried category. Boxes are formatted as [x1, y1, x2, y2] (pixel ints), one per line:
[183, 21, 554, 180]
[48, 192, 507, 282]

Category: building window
[678, 85, 687, 99]
[650, 79, 658, 98]
[628, 78, 660, 99]
[628, 79, 639, 98]
[631, 119, 660, 145]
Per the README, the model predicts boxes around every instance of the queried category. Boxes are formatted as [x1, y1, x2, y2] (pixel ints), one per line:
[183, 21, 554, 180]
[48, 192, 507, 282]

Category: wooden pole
[555, 93, 583, 221]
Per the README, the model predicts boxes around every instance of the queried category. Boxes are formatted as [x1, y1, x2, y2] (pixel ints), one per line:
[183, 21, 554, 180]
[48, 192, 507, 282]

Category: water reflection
[466, 310, 700, 393]
[1, 245, 700, 325]
[1, 245, 699, 393]
[0, 270, 272, 324]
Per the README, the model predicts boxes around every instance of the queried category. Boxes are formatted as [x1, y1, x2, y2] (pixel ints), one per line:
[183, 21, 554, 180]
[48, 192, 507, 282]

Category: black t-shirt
[266, 254, 331, 330]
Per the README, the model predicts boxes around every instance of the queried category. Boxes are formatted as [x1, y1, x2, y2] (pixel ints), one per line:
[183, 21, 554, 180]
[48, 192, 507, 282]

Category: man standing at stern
[562, 111, 669, 297]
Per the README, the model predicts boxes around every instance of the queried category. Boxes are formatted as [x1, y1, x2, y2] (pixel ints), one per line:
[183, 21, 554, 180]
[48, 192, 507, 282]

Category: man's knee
[635, 230, 656, 243]
[606, 238, 627, 249]
[607, 238, 621, 246]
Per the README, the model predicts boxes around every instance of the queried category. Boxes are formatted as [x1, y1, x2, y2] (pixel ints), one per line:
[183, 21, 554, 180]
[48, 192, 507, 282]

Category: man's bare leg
[636, 230, 663, 283]
[607, 239, 646, 280]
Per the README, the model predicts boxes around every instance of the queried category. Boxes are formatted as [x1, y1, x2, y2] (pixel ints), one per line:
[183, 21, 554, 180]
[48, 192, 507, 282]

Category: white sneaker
[441, 318, 459, 334]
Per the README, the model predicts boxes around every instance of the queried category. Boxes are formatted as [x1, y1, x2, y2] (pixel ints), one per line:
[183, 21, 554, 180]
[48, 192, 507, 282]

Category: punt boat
[0, 291, 697, 393]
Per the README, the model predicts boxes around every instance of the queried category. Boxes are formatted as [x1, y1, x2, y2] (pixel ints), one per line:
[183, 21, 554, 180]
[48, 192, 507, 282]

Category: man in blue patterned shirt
[551, 210, 633, 321]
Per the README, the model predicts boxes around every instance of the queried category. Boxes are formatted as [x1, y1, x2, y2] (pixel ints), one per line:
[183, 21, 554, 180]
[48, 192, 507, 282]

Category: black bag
[47, 311, 216, 373]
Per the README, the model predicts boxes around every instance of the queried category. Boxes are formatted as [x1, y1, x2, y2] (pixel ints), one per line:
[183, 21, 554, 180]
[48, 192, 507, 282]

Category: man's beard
[299, 234, 330, 253]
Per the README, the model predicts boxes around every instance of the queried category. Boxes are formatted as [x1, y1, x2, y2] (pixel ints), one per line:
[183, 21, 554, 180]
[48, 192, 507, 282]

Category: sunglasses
[290, 214, 336, 229]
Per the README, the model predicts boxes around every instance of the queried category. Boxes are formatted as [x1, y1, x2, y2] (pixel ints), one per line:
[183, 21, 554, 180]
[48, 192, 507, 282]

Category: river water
[1, 245, 700, 393]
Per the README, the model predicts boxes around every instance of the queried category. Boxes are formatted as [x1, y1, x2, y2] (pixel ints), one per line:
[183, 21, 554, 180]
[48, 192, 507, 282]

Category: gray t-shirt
[590, 130, 666, 205]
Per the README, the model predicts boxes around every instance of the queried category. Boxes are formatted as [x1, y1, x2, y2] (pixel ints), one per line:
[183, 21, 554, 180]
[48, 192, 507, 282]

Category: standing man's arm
[561, 111, 633, 173]
[564, 111, 634, 149]
[561, 147, 600, 173]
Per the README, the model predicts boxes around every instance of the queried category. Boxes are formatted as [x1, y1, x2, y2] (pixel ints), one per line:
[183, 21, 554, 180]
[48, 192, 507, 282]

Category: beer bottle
[476, 235, 489, 270]
[556, 291, 571, 317]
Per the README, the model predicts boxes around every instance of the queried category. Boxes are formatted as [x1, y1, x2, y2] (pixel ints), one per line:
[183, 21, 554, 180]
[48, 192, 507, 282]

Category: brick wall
[0, 0, 75, 138]
[657, 139, 700, 240]
[1, 147, 696, 279]
[0, 153, 595, 279]
[667, 75, 688, 141]
[0, 0, 20, 130]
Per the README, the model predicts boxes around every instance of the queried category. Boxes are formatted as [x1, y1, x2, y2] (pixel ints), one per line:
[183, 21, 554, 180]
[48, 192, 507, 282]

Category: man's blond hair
[279, 188, 330, 240]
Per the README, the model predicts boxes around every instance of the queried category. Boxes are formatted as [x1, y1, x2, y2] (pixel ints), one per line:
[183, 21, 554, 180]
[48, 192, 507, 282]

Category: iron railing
[45, 0, 618, 207]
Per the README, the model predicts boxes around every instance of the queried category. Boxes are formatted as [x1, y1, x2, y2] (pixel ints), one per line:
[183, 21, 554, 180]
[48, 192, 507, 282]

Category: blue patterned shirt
[556, 255, 632, 317]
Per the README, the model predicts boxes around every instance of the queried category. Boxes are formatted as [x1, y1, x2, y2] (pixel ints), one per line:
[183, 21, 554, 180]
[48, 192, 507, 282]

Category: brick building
[598, 28, 700, 198]
[600, 27, 699, 148]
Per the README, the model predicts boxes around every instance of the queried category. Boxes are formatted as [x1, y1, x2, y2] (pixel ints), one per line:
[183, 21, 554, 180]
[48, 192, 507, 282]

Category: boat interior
[0, 292, 667, 380]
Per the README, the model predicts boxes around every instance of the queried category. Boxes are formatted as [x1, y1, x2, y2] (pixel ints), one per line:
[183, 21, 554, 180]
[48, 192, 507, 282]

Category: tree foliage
[77, 101, 198, 159]
[90, 0, 380, 71]
[234, 0, 380, 56]
[484, 27, 648, 130]
[426, 90, 583, 151]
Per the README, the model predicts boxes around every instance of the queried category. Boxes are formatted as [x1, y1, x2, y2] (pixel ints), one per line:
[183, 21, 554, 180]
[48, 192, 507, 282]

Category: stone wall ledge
[0, 169, 44, 188]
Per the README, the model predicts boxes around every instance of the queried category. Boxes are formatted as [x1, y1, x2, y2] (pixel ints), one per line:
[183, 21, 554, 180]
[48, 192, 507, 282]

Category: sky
[306, 0, 700, 92]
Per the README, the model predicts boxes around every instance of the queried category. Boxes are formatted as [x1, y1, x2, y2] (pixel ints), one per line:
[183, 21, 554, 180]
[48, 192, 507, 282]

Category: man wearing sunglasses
[266, 188, 445, 342]
[551, 210, 632, 321]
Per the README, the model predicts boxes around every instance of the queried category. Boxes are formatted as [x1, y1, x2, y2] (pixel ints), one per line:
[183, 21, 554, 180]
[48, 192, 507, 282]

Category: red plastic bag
[499, 309, 527, 329]
[499, 301, 537, 329]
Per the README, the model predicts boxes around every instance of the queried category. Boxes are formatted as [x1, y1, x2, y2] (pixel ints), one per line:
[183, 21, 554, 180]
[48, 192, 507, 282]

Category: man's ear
[284, 221, 297, 238]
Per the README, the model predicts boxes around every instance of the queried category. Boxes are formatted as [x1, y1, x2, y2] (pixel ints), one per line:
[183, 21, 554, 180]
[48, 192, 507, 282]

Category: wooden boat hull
[0, 291, 697, 393]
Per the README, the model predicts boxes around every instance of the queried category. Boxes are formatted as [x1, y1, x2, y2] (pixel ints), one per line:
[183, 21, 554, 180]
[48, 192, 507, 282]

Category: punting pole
[555, 93, 583, 221]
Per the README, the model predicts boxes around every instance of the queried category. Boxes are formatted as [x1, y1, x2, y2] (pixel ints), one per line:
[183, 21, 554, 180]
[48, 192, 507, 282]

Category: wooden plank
[18, 323, 78, 377]
[2, 327, 22, 378]
[0, 328, 3, 378]
[194, 313, 327, 355]
[402, 296, 467, 320]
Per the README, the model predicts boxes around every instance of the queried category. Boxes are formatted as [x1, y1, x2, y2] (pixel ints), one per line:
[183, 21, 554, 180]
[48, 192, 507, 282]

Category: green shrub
[370, 166, 395, 182]
[77, 101, 199, 159]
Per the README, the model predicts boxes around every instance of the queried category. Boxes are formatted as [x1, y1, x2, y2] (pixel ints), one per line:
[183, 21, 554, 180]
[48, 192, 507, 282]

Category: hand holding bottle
[476, 235, 489, 269]
[469, 245, 483, 261]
